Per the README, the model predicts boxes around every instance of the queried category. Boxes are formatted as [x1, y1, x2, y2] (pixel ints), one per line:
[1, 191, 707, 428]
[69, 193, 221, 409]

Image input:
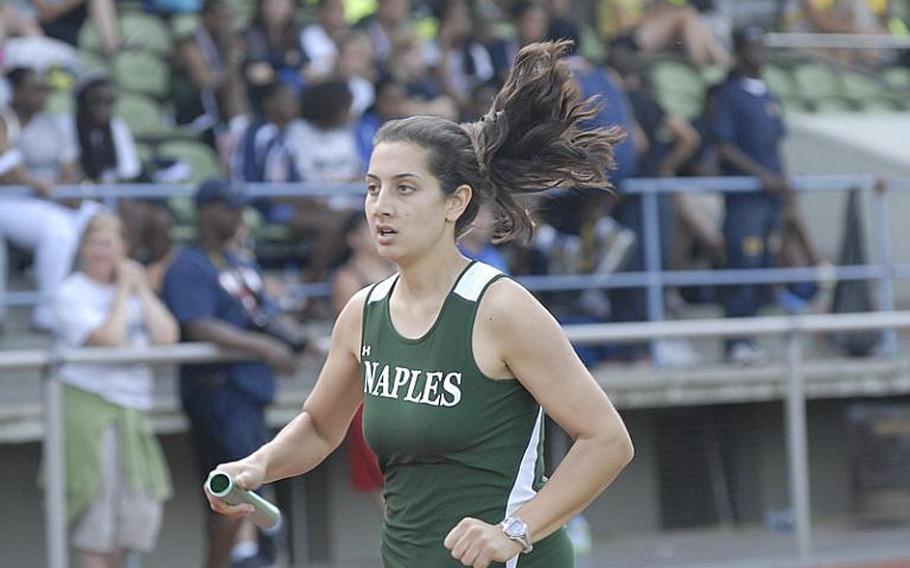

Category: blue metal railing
[2, 175, 907, 354]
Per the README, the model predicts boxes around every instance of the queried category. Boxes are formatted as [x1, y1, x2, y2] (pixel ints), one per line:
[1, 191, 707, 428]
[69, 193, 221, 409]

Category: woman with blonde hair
[53, 212, 178, 568]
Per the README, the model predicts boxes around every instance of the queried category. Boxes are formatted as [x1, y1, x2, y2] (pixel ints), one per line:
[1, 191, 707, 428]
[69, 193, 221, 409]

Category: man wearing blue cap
[162, 178, 299, 568]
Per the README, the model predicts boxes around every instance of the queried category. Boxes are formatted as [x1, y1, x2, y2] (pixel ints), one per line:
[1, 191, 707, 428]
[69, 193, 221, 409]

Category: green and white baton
[206, 470, 283, 530]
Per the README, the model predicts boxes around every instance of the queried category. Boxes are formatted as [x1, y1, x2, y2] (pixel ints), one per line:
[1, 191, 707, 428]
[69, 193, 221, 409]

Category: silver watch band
[500, 517, 533, 554]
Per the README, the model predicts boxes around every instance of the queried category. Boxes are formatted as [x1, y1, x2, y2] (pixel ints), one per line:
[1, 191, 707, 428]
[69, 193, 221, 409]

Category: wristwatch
[500, 515, 533, 554]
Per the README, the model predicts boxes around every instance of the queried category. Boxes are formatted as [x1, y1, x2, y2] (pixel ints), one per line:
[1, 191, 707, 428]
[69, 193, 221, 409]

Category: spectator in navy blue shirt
[161, 179, 299, 568]
[713, 26, 790, 365]
[539, 37, 639, 236]
[231, 81, 301, 224]
[355, 77, 408, 167]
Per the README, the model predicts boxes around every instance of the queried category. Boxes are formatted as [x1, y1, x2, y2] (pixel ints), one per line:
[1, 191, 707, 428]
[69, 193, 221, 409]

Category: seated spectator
[231, 81, 343, 281]
[337, 31, 378, 117]
[382, 29, 458, 119]
[243, 0, 308, 108]
[599, 0, 730, 67]
[32, 0, 122, 54]
[609, 40, 701, 180]
[354, 76, 407, 166]
[543, 39, 646, 359]
[543, 0, 581, 46]
[673, 83, 726, 280]
[426, 0, 496, 115]
[162, 179, 301, 568]
[0, 1, 44, 42]
[2, 68, 81, 185]
[287, 79, 359, 279]
[782, 0, 889, 34]
[781, 0, 891, 67]
[67, 75, 142, 185]
[357, 0, 413, 65]
[488, 0, 550, 86]
[0, 67, 97, 330]
[66, 74, 174, 285]
[53, 212, 176, 568]
[331, 211, 394, 513]
[777, 198, 825, 314]
[301, 0, 350, 81]
[611, 40, 704, 366]
[172, 0, 248, 144]
[232, 80, 301, 221]
[0, 0, 78, 74]
[289, 79, 362, 184]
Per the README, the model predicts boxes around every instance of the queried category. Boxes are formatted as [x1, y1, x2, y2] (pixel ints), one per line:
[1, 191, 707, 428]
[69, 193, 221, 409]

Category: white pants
[0, 198, 100, 329]
[70, 425, 164, 554]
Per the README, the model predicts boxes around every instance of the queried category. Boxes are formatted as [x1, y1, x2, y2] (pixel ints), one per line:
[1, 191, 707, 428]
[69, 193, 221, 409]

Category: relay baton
[206, 470, 282, 530]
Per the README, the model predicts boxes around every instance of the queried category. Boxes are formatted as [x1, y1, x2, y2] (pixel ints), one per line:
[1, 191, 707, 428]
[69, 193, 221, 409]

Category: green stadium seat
[113, 52, 169, 99]
[78, 23, 103, 52]
[763, 65, 797, 99]
[225, 0, 254, 26]
[699, 64, 727, 87]
[883, 67, 910, 90]
[170, 13, 200, 40]
[120, 12, 173, 56]
[856, 97, 900, 112]
[840, 71, 887, 102]
[169, 221, 198, 243]
[649, 61, 705, 99]
[157, 140, 224, 183]
[793, 62, 841, 106]
[579, 23, 607, 65]
[657, 91, 703, 121]
[813, 96, 854, 113]
[777, 96, 806, 113]
[169, 196, 196, 225]
[78, 50, 108, 75]
[115, 92, 170, 138]
[135, 142, 154, 165]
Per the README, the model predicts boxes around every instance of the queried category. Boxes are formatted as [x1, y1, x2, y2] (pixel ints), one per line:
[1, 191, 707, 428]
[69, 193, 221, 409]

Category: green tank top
[360, 261, 574, 567]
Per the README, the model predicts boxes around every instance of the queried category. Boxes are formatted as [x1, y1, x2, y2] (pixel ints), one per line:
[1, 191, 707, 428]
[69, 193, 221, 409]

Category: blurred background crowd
[1, 0, 909, 361]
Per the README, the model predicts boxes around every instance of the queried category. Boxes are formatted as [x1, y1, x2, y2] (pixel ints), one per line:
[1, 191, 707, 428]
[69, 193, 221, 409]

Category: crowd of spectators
[0, 0, 908, 339]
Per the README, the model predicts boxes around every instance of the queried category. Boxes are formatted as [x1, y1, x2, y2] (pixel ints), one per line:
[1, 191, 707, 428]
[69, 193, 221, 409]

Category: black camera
[252, 314, 310, 353]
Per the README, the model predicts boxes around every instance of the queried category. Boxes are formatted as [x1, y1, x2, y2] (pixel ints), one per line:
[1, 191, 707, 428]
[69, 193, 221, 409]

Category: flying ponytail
[375, 40, 624, 243]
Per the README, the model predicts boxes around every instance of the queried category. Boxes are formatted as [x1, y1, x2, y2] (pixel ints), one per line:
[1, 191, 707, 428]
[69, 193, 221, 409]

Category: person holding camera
[161, 178, 303, 568]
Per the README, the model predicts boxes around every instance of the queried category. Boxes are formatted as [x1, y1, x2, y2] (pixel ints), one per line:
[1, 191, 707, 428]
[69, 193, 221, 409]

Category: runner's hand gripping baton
[206, 470, 282, 530]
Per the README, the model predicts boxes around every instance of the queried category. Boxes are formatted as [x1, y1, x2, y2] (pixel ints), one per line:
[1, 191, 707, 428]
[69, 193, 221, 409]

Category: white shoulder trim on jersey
[504, 407, 544, 568]
[453, 262, 502, 302]
[367, 274, 397, 303]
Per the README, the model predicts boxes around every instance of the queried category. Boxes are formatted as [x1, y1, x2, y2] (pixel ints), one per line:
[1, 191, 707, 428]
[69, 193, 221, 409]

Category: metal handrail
[1, 310, 905, 368]
[765, 32, 910, 50]
[2, 175, 906, 307]
[0, 174, 887, 201]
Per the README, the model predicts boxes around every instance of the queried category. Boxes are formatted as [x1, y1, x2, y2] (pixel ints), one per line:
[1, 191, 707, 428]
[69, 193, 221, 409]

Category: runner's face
[364, 141, 453, 264]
